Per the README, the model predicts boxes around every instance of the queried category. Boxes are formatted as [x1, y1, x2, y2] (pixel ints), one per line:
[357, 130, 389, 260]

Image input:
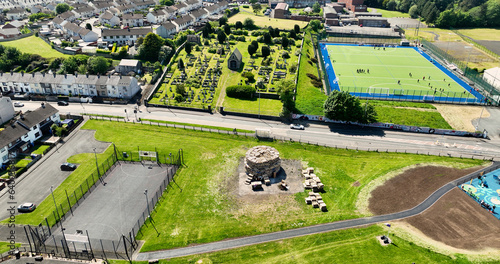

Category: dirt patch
[404, 188, 500, 250]
[368, 165, 482, 215]
[433, 104, 490, 132]
[352, 181, 360, 187]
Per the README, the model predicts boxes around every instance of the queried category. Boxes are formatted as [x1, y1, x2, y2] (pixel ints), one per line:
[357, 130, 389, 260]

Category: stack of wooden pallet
[302, 167, 324, 191]
[305, 192, 327, 211]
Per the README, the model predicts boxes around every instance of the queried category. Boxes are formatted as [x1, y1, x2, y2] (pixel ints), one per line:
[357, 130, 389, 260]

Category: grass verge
[0, 36, 70, 59]
[141, 118, 254, 133]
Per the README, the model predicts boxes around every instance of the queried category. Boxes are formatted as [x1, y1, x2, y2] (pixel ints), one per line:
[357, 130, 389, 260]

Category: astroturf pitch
[321, 44, 481, 101]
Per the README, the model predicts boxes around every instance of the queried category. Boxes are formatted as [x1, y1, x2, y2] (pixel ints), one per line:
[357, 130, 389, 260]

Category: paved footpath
[136, 163, 498, 260]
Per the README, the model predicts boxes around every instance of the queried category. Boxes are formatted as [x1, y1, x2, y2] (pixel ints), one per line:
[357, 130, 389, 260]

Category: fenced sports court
[24, 146, 183, 261]
[460, 168, 500, 221]
[319, 42, 491, 104]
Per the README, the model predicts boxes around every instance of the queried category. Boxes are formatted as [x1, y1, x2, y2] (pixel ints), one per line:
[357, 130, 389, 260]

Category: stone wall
[245, 146, 281, 180]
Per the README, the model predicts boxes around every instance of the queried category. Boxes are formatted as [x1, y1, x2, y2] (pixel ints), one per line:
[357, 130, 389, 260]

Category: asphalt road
[136, 163, 494, 260]
[0, 122, 110, 221]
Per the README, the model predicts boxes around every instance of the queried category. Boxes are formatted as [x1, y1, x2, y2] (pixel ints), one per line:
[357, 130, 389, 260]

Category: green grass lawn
[67, 120, 483, 252]
[368, 7, 410, 18]
[0, 36, 70, 59]
[228, 12, 309, 30]
[457, 28, 500, 41]
[31, 144, 50, 155]
[141, 118, 254, 133]
[223, 96, 282, 116]
[0, 242, 21, 254]
[109, 225, 493, 263]
[295, 32, 327, 115]
[326, 45, 475, 99]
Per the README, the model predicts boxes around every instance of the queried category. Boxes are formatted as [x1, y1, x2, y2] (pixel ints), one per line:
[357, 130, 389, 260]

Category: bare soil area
[368, 165, 482, 215]
[433, 104, 490, 132]
[404, 188, 500, 250]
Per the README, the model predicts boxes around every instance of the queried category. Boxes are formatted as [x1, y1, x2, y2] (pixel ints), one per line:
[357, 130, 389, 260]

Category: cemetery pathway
[134, 163, 496, 260]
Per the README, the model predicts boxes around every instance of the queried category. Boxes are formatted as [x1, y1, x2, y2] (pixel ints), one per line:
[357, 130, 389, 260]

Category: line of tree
[365, 0, 500, 28]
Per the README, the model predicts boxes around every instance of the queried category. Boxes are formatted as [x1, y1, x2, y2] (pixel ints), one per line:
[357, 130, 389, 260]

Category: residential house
[59, 10, 77, 22]
[217, 0, 229, 12]
[0, 28, 21, 39]
[92, 1, 114, 13]
[100, 11, 121, 26]
[172, 14, 194, 31]
[6, 7, 27, 20]
[271, 3, 290, 19]
[155, 21, 176, 38]
[174, 2, 189, 14]
[51, 16, 67, 29]
[63, 22, 83, 37]
[0, 72, 141, 99]
[31, 4, 45, 13]
[131, 0, 156, 10]
[79, 28, 99, 42]
[0, 97, 15, 127]
[164, 5, 178, 18]
[73, 6, 97, 18]
[3, 20, 26, 29]
[101, 27, 152, 45]
[46, 2, 58, 12]
[204, 3, 218, 15]
[146, 9, 168, 24]
[0, 103, 60, 166]
[185, 0, 202, 11]
[115, 59, 142, 74]
[190, 8, 208, 22]
[115, 4, 136, 14]
[122, 13, 144, 27]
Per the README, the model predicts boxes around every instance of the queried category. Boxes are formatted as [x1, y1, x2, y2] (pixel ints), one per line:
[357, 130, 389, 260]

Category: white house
[51, 16, 67, 29]
[6, 7, 27, 20]
[483, 67, 500, 90]
[59, 11, 77, 22]
[0, 97, 15, 127]
[190, 7, 208, 22]
[122, 13, 144, 27]
[92, 1, 114, 13]
[155, 21, 176, 38]
[174, 2, 189, 14]
[79, 28, 99, 42]
[146, 9, 168, 24]
[63, 22, 83, 37]
[73, 6, 96, 18]
[172, 14, 194, 31]
[185, 0, 202, 11]
[100, 11, 121, 26]
[101, 27, 152, 45]
[0, 103, 60, 167]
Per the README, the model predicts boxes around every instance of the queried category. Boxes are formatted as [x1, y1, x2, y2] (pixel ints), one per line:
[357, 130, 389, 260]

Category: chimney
[21, 72, 24, 76]
[42, 73, 45, 77]
[86, 73, 89, 78]
[75, 72, 78, 77]
[65, 74, 67, 78]
[53, 73, 56, 78]
[10, 70, 13, 75]
[32, 72, 35, 77]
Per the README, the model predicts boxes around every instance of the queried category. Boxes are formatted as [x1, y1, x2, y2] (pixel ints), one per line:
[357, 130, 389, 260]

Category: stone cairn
[245, 146, 281, 183]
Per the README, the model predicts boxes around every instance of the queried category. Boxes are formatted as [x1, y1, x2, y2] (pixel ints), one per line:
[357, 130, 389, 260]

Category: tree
[224, 24, 231, 35]
[87, 56, 110, 75]
[178, 58, 184, 69]
[235, 21, 243, 29]
[136, 36, 144, 46]
[160, 0, 174, 5]
[409, 4, 419, 18]
[184, 42, 193, 54]
[261, 46, 270, 58]
[276, 79, 295, 120]
[294, 24, 300, 34]
[281, 36, 289, 49]
[158, 46, 173, 63]
[61, 57, 78, 74]
[252, 3, 262, 15]
[217, 31, 226, 44]
[138, 33, 164, 61]
[249, 0, 257, 3]
[251, 40, 259, 51]
[323, 90, 377, 123]
[312, 2, 321, 13]
[85, 23, 92, 31]
[243, 18, 254, 29]
[263, 32, 272, 44]
[289, 30, 296, 39]
[219, 16, 228, 26]
[175, 83, 186, 96]
[202, 26, 210, 38]
[248, 43, 257, 56]
[56, 3, 71, 14]
[310, 20, 321, 31]
[205, 22, 213, 33]
[385, 0, 397, 10]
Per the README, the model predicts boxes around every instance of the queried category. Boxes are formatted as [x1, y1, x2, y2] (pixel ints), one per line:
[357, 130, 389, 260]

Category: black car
[60, 162, 77, 171]
[58, 101, 69, 106]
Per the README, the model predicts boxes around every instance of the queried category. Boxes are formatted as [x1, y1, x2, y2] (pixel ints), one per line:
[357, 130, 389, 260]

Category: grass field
[228, 12, 308, 30]
[109, 225, 497, 263]
[0, 36, 70, 59]
[63, 120, 483, 252]
[367, 8, 410, 18]
[456, 28, 500, 41]
[324, 44, 476, 100]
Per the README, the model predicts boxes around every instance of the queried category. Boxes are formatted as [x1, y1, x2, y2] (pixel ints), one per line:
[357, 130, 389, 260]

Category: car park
[58, 101, 69, 106]
[17, 203, 36, 213]
[290, 124, 305, 130]
[13, 101, 24, 107]
[60, 162, 77, 171]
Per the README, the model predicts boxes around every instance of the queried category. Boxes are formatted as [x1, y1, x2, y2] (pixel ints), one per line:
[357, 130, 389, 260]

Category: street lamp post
[464, 46, 473, 76]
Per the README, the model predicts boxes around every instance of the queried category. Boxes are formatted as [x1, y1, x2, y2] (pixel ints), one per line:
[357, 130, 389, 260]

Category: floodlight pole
[50, 185, 63, 229]
[93, 148, 100, 177]
[144, 189, 151, 217]
[464, 46, 473, 76]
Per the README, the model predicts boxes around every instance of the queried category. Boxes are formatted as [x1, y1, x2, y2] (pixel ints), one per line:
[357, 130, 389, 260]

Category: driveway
[0, 123, 110, 222]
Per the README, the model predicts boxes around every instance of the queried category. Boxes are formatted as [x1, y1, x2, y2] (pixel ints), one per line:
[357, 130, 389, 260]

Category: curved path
[135, 162, 499, 260]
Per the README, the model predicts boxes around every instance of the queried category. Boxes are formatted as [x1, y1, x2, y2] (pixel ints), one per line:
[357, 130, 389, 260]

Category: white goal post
[139, 151, 158, 162]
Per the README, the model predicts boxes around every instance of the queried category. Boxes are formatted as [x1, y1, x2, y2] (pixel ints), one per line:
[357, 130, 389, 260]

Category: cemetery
[149, 26, 302, 115]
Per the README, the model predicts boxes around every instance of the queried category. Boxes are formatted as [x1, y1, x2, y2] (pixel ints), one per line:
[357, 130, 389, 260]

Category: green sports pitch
[320, 44, 483, 103]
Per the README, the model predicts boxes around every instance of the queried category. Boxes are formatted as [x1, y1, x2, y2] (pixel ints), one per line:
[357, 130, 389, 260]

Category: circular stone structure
[245, 146, 281, 180]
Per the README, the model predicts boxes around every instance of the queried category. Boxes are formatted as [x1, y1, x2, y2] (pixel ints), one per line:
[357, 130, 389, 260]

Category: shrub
[289, 63, 297, 73]
[242, 5, 249, 8]
[241, 72, 255, 82]
[311, 79, 322, 88]
[236, 36, 246, 41]
[311, 57, 318, 63]
[282, 51, 290, 59]
[226, 85, 256, 99]
[111, 43, 117, 53]
[204, 39, 209, 45]
[174, 94, 184, 102]
[307, 73, 320, 81]
[208, 48, 216, 53]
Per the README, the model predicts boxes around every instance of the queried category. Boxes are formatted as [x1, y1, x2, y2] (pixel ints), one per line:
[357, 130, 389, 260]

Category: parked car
[17, 203, 36, 213]
[13, 101, 24, 107]
[290, 124, 305, 130]
[60, 162, 77, 171]
[58, 101, 69, 106]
